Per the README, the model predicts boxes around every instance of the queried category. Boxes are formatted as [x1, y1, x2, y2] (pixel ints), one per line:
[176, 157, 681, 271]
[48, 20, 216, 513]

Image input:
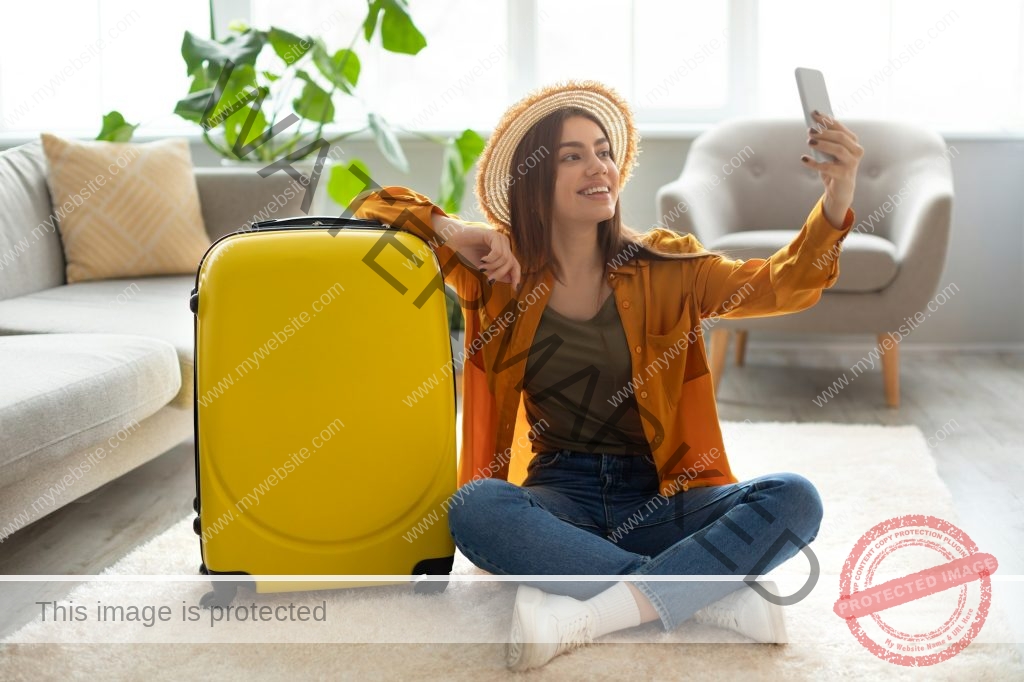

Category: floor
[2, 346, 1022, 647]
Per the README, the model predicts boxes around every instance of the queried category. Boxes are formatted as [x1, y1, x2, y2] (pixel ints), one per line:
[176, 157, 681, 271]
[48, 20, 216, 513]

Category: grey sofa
[0, 139, 307, 539]
[656, 118, 955, 407]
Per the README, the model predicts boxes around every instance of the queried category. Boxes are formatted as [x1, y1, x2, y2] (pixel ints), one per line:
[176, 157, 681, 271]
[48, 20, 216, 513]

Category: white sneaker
[691, 580, 789, 644]
[506, 585, 596, 671]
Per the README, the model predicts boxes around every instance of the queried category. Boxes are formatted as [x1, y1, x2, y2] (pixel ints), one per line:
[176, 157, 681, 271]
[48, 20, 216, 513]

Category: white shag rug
[2, 421, 1022, 680]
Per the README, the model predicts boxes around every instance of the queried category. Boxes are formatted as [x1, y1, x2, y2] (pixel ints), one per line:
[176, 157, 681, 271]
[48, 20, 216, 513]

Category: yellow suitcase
[190, 216, 457, 607]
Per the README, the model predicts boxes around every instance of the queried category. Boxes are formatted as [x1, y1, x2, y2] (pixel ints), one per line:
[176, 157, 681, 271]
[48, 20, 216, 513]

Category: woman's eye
[562, 150, 612, 161]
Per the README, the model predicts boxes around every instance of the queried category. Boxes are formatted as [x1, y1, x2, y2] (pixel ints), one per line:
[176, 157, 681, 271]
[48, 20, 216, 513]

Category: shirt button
[608, 273, 615, 280]
[653, 434, 662, 443]
[622, 301, 631, 309]
[634, 345, 642, 353]
[640, 391, 648, 399]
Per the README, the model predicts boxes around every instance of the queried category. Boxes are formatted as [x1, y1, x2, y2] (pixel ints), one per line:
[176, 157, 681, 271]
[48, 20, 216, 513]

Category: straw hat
[474, 79, 640, 230]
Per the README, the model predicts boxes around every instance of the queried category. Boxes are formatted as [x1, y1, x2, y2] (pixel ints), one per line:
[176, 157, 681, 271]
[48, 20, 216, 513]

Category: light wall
[4, 130, 1022, 347]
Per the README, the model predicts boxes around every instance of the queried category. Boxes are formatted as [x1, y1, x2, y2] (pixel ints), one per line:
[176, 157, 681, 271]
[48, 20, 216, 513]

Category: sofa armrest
[878, 181, 954, 313]
[888, 173, 954, 263]
[194, 167, 312, 241]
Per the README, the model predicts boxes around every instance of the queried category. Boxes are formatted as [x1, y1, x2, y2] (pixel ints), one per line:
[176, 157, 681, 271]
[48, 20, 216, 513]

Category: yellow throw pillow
[40, 133, 212, 283]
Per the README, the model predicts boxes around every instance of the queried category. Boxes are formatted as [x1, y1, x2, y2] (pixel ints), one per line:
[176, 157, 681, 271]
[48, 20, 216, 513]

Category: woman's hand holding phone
[802, 111, 864, 228]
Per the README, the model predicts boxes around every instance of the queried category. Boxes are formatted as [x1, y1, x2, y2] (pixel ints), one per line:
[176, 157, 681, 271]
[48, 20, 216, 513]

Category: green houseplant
[170, 1, 484, 215]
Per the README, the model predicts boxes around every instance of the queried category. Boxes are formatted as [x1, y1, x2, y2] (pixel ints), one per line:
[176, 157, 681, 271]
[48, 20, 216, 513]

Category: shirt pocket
[646, 294, 697, 346]
[644, 295, 708, 405]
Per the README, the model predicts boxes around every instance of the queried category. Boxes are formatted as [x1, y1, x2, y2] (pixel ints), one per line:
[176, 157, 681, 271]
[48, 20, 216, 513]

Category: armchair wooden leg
[734, 330, 748, 367]
[710, 329, 730, 391]
[877, 332, 900, 408]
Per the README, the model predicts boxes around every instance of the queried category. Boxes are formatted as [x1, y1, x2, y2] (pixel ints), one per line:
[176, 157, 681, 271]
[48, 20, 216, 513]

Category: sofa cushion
[0, 334, 181, 471]
[0, 141, 66, 300]
[40, 134, 211, 283]
[0, 276, 195, 406]
[707, 229, 899, 293]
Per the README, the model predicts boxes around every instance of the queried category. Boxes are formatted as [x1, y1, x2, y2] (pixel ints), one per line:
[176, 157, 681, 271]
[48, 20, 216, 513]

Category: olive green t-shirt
[523, 293, 651, 456]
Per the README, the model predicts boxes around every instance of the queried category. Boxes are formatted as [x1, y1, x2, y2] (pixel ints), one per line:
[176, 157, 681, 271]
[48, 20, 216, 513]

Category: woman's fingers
[810, 130, 862, 157]
[487, 256, 516, 284]
[813, 111, 858, 141]
[466, 229, 522, 286]
[810, 112, 862, 155]
[479, 233, 521, 286]
[808, 138, 865, 169]
[809, 137, 853, 162]
[477, 234, 502, 271]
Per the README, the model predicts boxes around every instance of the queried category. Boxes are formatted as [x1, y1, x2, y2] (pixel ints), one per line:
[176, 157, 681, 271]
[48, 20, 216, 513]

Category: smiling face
[551, 115, 620, 231]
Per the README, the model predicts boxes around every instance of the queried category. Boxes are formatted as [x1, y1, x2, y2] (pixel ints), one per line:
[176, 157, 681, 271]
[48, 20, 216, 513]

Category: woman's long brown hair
[506, 106, 726, 285]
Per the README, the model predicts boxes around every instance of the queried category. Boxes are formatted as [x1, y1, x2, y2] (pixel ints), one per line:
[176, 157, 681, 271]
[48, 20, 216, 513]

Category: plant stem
[266, 52, 311, 159]
[268, 19, 360, 162]
[298, 84, 337, 160]
[332, 23, 364, 90]
[203, 128, 235, 159]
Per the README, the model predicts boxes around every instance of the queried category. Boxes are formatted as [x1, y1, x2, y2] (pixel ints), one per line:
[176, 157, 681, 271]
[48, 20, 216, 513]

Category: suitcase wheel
[411, 556, 454, 594]
[413, 577, 449, 594]
[200, 582, 238, 609]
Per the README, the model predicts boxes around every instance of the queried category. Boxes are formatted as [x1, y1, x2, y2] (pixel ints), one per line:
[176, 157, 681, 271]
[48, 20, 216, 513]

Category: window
[0, 1, 210, 136]
[2, 0, 1021, 136]
[535, 0, 730, 123]
[755, 0, 1024, 133]
[251, 0, 510, 132]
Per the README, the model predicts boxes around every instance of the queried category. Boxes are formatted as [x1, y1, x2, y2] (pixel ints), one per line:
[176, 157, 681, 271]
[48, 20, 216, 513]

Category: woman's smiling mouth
[578, 185, 611, 201]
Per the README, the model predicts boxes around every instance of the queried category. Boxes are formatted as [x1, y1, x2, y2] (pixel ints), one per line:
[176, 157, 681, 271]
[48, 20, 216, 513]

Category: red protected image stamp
[833, 514, 998, 667]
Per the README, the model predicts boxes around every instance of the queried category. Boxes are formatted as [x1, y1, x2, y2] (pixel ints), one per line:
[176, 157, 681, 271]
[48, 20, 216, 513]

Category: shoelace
[556, 612, 595, 654]
[697, 600, 740, 631]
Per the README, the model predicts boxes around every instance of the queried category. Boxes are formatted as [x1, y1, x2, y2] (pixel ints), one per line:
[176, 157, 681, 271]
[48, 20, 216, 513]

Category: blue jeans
[447, 449, 824, 631]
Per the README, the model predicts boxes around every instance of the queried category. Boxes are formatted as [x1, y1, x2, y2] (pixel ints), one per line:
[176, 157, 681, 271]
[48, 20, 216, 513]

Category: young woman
[355, 79, 862, 671]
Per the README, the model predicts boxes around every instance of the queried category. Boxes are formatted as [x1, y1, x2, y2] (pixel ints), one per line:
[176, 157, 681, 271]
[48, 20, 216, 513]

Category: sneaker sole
[759, 581, 789, 644]
[506, 585, 550, 671]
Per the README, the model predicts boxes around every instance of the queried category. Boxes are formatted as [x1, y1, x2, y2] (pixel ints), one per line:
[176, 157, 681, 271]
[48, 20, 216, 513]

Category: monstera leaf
[163, 6, 478, 212]
[96, 111, 138, 142]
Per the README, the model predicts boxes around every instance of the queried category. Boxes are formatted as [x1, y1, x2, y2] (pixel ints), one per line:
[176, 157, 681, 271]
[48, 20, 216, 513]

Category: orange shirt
[354, 186, 855, 498]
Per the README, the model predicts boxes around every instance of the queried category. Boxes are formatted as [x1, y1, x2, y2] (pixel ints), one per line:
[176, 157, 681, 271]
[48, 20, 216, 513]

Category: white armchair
[656, 117, 955, 407]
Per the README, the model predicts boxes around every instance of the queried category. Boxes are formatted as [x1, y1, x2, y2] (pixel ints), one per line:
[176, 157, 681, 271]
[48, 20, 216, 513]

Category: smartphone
[795, 67, 837, 164]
